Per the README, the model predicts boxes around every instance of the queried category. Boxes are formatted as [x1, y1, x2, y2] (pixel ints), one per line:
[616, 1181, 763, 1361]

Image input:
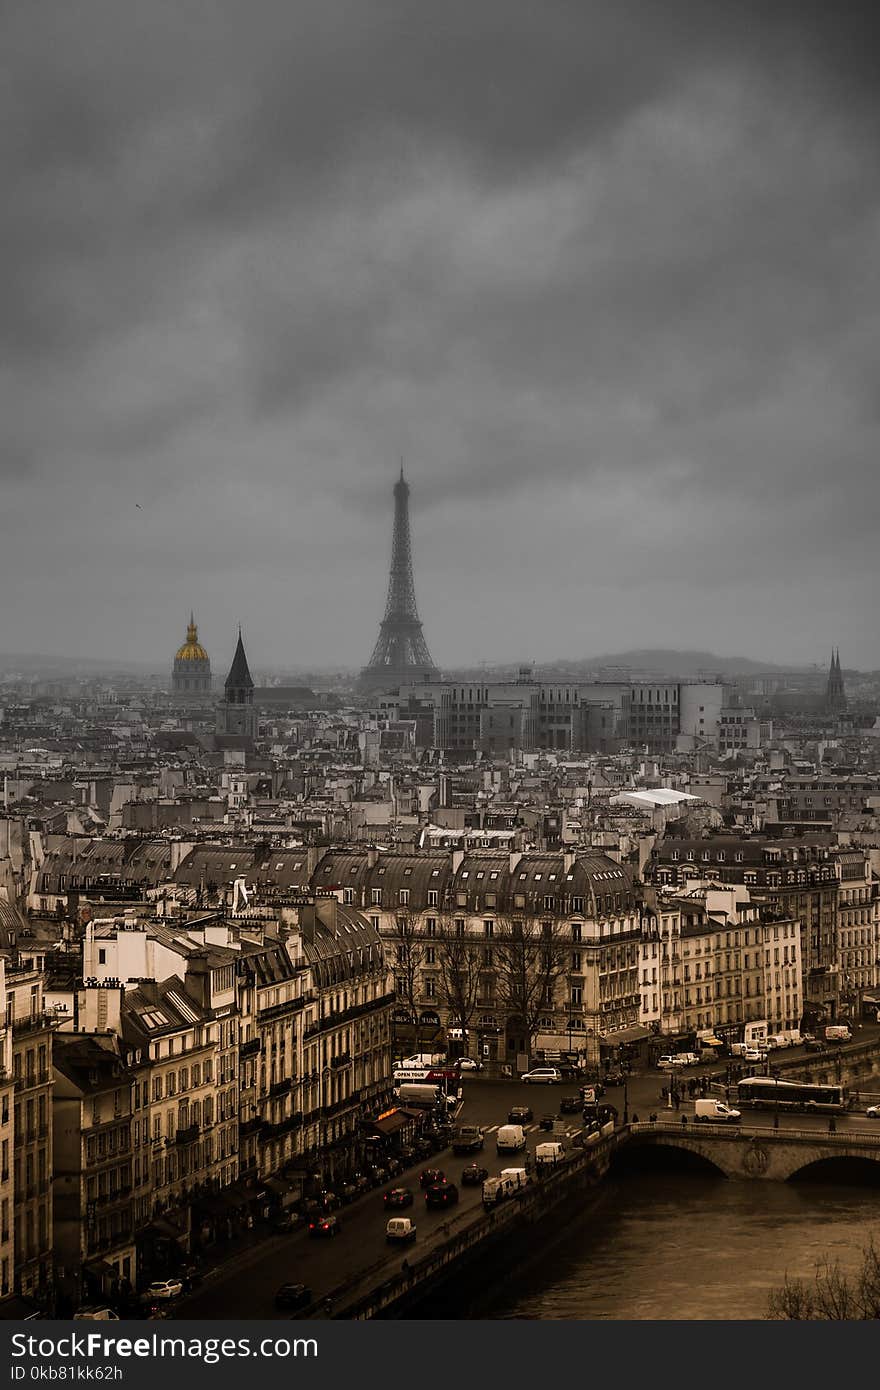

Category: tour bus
[735, 1076, 847, 1113]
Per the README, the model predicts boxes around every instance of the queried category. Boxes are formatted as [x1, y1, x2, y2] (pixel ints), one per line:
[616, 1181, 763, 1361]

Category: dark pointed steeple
[225, 628, 254, 704]
[826, 647, 847, 713]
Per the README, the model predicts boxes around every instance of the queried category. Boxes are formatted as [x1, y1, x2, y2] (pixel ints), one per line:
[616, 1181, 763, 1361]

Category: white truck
[496, 1124, 527, 1153]
[825, 1025, 852, 1042]
[694, 1098, 741, 1124]
[499, 1167, 531, 1192]
[395, 1082, 444, 1108]
[535, 1141, 565, 1170]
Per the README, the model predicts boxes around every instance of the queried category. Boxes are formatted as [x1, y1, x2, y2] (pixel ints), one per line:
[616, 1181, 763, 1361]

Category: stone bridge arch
[617, 1126, 880, 1182]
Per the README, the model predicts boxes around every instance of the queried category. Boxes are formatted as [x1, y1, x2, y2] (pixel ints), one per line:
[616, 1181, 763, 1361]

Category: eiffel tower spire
[359, 468, 439, 691]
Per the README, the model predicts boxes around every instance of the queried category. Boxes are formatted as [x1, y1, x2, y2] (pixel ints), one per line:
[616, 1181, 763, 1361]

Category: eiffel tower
[359, 467, 439, 691]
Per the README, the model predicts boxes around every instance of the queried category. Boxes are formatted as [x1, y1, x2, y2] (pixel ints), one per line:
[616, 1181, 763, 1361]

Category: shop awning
[602, 1025, 652, 1045]
[368, 1111, 411, 1137]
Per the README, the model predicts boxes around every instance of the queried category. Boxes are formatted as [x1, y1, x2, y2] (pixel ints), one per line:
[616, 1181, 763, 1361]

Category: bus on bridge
[735, 1076, 847, 1113]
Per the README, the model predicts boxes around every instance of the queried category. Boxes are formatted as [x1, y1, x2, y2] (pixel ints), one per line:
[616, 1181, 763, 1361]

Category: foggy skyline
[2, 2, 879, 673]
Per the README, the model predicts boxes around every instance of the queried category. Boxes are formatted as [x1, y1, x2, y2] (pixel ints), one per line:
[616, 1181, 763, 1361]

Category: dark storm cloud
[1, 0, 879, 666]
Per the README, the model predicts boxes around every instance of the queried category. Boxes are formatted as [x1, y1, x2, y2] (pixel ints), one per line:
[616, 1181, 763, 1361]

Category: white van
[73, 1307, 120, 1321]
[402, 1053, 445, 1068]
[499, 1167, 531, 1192]
[825, 1025, 852, 1042]
[496, 1124, 527, 1153]
[694, 1098, 741, 1124]
[386, 1217, 417, 1244]
[535, 1141, 565, 1169]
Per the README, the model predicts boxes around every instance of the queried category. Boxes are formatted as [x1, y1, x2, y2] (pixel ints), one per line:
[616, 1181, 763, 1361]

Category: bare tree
[493, 913, 569, 1055]
[392, 909, 424, 1022]
[434, 912, 483, 1044]
[767, 1240, 880, 1319]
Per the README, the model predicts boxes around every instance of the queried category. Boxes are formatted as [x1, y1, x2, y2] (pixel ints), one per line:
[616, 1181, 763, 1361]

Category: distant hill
[542, 649, 815, 678]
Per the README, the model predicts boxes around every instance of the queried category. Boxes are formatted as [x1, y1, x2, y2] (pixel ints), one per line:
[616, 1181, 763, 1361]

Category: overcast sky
[2, 1, 879, 676]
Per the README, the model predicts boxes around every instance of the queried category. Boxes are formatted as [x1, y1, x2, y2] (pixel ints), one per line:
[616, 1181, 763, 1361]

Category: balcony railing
[268, 1077, 292, 1098]
[175, 1124, 200, 1146]
[239, 1037, 261, 1058]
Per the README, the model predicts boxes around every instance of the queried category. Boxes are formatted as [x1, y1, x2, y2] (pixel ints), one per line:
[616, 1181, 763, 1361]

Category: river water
[485, 1174, 880, 1320]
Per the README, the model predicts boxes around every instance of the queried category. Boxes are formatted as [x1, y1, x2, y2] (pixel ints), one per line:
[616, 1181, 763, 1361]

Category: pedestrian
[674, 1092, 681, 1112]
[631, 1113, 639, 1124]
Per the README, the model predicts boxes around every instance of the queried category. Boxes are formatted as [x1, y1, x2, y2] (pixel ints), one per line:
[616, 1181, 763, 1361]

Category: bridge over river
[621, 1118, 880, 1181]
[321, 1117, 880, 1317]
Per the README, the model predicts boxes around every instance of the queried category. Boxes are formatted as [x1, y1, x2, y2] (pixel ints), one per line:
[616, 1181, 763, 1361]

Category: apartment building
[52, 1035, 135, 1313]
[311, 848, 642, 1067]
[8, 963, 54, 1303]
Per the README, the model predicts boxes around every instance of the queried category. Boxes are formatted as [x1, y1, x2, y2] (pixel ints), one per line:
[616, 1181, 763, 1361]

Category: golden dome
[175, 614, 210, 663]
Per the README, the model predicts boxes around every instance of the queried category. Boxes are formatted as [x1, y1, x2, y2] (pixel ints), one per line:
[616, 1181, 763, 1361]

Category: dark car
[412, 1138, 435, 1160]
[805, 1039, 825, 1052]
[508, 1106, 533, 1124]
[308, 1214, 342, 1239]
[419, 1167, 445, 1188]
[538, 1114, 555, 1131]
[177, 1260, 203, 1288]
[603, 1070, 627, 1087]
[460, 1163, 489, 1186]
[272, 1211, 301, 1234]
[425, 1180, 459, 1209]
[451, 1126, 484, 1154]
[383, 1187, 414, 1209]
[275, 1283, 312, 1312]
[559, 1095, 582, 1114]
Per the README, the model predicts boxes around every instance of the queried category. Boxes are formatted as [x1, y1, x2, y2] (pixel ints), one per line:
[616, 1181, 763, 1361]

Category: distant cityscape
[0, 471, 878, 1321]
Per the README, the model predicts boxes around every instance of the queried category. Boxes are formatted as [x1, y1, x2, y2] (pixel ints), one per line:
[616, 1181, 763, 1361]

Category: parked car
[350, 1173, 371, 1196]
[805, 1039, 825, 1052]
[866, 1105, 880, 1119]
[425, 1180, 459, 1209]
[397, 1145, 417, 1167]
[275, 1283, 312, 1311]
[520, 1067, 561, 1084]
[559, 1095, 582, 1114]
[368, 1165, 390, 1187]
[603, 1070, 627, 1087]
[742, 1048, 768, 1063]
[73, 1307, 119, 1321]
[383, 1186, 414, 1209]
[308, 1214, 342, 1238]
[460, 1163, 489, 1185]
[385, 1157, 403, 1178]
[658, 1055, 688, 1069]
[140, 1280, 183, 1303]
[386, 1217, 417, 1244]
[419, 1167, 446, 1188]
[272, 1211, 300, 1234]
[451, 1125, 484, 1154]
[456, 1058, 483, 1072]
[508, 1106, 533, 1124]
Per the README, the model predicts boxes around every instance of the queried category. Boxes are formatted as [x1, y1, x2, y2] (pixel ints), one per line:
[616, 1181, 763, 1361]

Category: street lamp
[623, 1076, 629, 1126]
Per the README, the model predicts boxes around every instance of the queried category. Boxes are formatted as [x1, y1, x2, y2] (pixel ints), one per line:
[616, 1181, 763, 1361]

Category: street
[169, 1048, 880, 1319]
